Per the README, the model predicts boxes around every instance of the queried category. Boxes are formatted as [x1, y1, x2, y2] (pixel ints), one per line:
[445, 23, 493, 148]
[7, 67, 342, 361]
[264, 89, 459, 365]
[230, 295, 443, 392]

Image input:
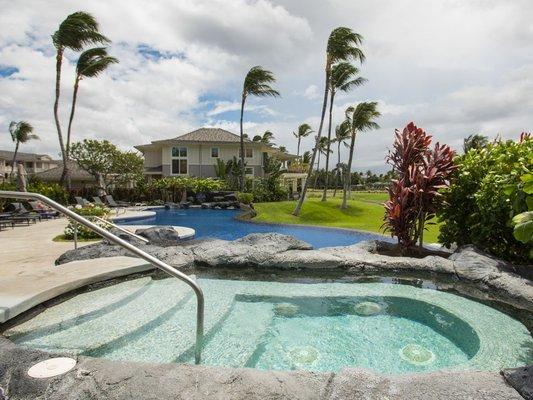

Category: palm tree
[278, 146, 287, 153]
[293, 123, 313, 157]
[302, 150, 311, 165]
[463, 134, 489, 153]
[321, 62, 366, 201]
[341, 102, 380, 209]
[253, 130, 275, 144]
[52, 11, 109, 191]
[239, 66, 280, 190]
[293, 27, 364, 215]
[8, 121, 38, 178]
[332, 120, 351, 197]
[313, 136, 332, 189]
[66, 47, 118, 158]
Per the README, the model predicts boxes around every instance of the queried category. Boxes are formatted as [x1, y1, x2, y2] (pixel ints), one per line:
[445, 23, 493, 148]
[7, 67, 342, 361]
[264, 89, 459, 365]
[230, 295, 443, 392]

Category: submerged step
[97, 278, 237, 363]
[9, 277, 192, 355]
[199, 301, 274, 368]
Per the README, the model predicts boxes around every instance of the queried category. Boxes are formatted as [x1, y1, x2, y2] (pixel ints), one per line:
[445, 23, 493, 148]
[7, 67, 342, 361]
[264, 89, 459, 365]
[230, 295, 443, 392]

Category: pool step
[10, 277, 192, 355]
[97, 278, 237, 363]
[199, 301, 274, 367]
[5, 277, 152, 341]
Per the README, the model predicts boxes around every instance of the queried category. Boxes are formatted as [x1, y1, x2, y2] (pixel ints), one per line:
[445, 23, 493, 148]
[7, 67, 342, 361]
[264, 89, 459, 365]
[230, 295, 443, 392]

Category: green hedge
[438, 137, 532, 262]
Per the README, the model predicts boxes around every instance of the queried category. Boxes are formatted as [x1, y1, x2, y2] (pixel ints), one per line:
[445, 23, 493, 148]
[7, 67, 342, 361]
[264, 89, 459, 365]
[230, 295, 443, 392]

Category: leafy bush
[438, 137, 532, 262]
[236, 192, 254, 204]
[64, 204, 109, 240]
[250, 178, 287, 202]
[28, 182, 69, 204]
[382, 122, 455, 248]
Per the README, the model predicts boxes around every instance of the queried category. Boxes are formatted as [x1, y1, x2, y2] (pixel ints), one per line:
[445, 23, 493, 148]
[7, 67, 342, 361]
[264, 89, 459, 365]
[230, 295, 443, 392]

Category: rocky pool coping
[57, 231, 533, 314]
[0, 335, 529, 400]
[1, 231, 532, 399]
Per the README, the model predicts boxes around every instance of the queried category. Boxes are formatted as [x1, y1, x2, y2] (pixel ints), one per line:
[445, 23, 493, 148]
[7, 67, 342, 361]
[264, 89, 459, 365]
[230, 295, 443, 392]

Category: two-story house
[0, 150, 58, 182]
[135, 128, 297, 179]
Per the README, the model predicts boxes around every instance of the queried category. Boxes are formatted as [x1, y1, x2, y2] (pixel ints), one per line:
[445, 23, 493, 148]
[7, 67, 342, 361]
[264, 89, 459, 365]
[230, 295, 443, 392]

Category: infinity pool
[117, 208, 388, 248]
[7, 276, 532, 374]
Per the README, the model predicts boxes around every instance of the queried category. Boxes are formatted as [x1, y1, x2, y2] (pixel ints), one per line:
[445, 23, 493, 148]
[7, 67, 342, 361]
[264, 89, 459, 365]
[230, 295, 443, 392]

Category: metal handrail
[0, 191, 204, 364]
[87, 215, 149, 244]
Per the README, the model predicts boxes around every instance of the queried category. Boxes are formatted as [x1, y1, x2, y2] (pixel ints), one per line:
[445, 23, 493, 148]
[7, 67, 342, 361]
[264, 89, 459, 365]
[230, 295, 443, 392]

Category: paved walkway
[0, 210, 164, 323]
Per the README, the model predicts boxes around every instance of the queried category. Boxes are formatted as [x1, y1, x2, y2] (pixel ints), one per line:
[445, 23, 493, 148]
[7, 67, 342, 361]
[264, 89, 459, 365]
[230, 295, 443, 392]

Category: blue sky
[0, 0, 532, 172]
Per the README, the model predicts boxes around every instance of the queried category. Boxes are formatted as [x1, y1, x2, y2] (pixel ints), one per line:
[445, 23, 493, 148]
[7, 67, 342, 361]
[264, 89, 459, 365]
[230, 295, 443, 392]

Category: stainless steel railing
[0, 191, 204, 364]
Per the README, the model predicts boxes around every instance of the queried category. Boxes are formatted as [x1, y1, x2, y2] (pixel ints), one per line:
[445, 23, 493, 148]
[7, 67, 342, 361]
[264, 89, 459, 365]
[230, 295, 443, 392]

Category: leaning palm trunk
[66, 76, 81, 159]
[342, 129, 357, 209]
[54, 49, 70, 192]
[239, 95, 246, 191]
[321, 90, 335, 201]
[292, 61, 330, 216]
[333, 141, 342, 197]
[313, 153, 321, 189]
[10, 142, 19, 179]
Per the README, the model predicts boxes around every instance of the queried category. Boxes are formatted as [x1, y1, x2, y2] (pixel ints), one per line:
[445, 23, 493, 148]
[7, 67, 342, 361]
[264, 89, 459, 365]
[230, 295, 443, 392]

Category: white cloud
[0, 0, 532, 171]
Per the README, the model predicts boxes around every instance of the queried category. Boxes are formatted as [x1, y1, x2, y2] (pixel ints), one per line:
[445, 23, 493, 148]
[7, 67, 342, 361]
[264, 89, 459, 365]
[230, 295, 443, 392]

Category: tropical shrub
[382, 122, 455, 248]
[438, 136, 532, 262]
[236, 192, 254, 204]
[28, 182, 69, 204]
[64, 203, 109, 239]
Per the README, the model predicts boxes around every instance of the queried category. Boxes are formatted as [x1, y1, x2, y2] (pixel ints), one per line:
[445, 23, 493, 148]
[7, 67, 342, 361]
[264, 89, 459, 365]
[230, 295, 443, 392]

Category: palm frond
[53, 11, 109, 51]
[76, 47, 118, 78]
[345, 102, 381, 133]
[243, 66, 280, 98]
[9, 121, 38, 143]
[296, 123, 313, 138]
[327, 27, 365, 64]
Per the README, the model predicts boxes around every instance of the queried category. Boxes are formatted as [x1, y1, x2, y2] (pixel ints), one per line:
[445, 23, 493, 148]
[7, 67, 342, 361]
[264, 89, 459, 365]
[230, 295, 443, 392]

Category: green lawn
[253, 195, 441, 243]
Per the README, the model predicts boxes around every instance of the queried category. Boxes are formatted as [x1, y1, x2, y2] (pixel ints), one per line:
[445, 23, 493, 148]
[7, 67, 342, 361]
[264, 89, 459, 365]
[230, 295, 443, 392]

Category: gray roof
[155, 128, 252, 144]
[0, 150, 54, 162]
[33, 161, 93, 181]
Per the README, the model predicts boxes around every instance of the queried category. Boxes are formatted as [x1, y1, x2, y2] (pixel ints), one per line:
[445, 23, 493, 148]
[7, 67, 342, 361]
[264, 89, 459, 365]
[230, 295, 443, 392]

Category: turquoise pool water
[6, 277, 532, 374]
[117, 208, 389, 248]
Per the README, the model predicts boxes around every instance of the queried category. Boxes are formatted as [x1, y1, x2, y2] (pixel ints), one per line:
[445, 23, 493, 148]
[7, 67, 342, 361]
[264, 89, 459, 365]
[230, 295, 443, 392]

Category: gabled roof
[153, 127, 251, 144]
[0, 150, 54, 162]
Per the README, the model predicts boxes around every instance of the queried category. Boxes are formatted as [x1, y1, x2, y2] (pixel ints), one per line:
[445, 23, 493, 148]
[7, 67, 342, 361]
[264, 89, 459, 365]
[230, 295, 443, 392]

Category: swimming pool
[6, 276, 532, 374]
[117, 208, 388, 248]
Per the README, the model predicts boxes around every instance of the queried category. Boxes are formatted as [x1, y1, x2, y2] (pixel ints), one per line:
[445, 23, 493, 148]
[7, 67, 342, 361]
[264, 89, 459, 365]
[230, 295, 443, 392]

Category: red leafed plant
[382, 122, 456, 249]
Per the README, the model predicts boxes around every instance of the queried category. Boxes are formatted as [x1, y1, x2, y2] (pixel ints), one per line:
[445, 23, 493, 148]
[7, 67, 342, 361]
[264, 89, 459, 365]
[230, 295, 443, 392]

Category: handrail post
[73, 221, 78, 249]
[0, 190, 204, 364]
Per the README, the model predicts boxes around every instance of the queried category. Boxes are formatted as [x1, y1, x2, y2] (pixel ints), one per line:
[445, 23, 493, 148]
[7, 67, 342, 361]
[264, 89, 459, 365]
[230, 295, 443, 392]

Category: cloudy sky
[1, 0, 532, 172]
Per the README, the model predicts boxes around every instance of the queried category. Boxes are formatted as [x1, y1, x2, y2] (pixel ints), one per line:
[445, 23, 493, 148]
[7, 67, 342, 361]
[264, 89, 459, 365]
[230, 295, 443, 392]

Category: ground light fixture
[27, 357, 77, 379]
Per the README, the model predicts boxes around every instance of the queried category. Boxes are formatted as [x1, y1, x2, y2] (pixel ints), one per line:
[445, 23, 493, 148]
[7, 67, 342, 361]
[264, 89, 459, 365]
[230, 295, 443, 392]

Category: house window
[239, 148, 253, 158]
[245, 167, 254, 176]
[211, 147, 219, 158]
[171, 147, 187, 174]
[35, 162, 42, 169]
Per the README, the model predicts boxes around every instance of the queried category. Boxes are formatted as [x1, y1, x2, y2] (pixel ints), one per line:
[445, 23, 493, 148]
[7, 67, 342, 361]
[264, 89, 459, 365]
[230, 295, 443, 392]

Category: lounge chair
[92, 196, 106, 206]
[74, 197, 91, 207]
[0, 219, 15, 231]
[104, 195, 130, 207]
[0, 212, 37, 225]
[28, 201, 60, 219]
[5, 203, 42, 222]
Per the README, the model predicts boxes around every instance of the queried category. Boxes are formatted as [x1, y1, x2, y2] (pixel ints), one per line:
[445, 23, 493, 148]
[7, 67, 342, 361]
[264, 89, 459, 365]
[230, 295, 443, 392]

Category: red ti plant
[382, 122, 456, 249]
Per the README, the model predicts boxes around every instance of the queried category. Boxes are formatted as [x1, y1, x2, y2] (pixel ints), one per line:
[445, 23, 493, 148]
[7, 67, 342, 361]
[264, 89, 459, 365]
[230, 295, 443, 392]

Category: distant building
[0, 150, 58, 182]
[135, 127, 297, 179]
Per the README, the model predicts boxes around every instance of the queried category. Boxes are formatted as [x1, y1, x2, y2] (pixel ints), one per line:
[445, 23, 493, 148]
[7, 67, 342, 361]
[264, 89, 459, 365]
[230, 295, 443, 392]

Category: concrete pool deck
[0, 209, 194, 323]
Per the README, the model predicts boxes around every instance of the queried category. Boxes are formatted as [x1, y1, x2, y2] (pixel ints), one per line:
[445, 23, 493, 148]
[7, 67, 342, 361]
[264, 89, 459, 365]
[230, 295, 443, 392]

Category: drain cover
[354, 301, 383, 316]
[28, 357, 76, 378]
[274, 303, 300, 317]
[289, 346, 319, 365]
[399, 344, 435, 365]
